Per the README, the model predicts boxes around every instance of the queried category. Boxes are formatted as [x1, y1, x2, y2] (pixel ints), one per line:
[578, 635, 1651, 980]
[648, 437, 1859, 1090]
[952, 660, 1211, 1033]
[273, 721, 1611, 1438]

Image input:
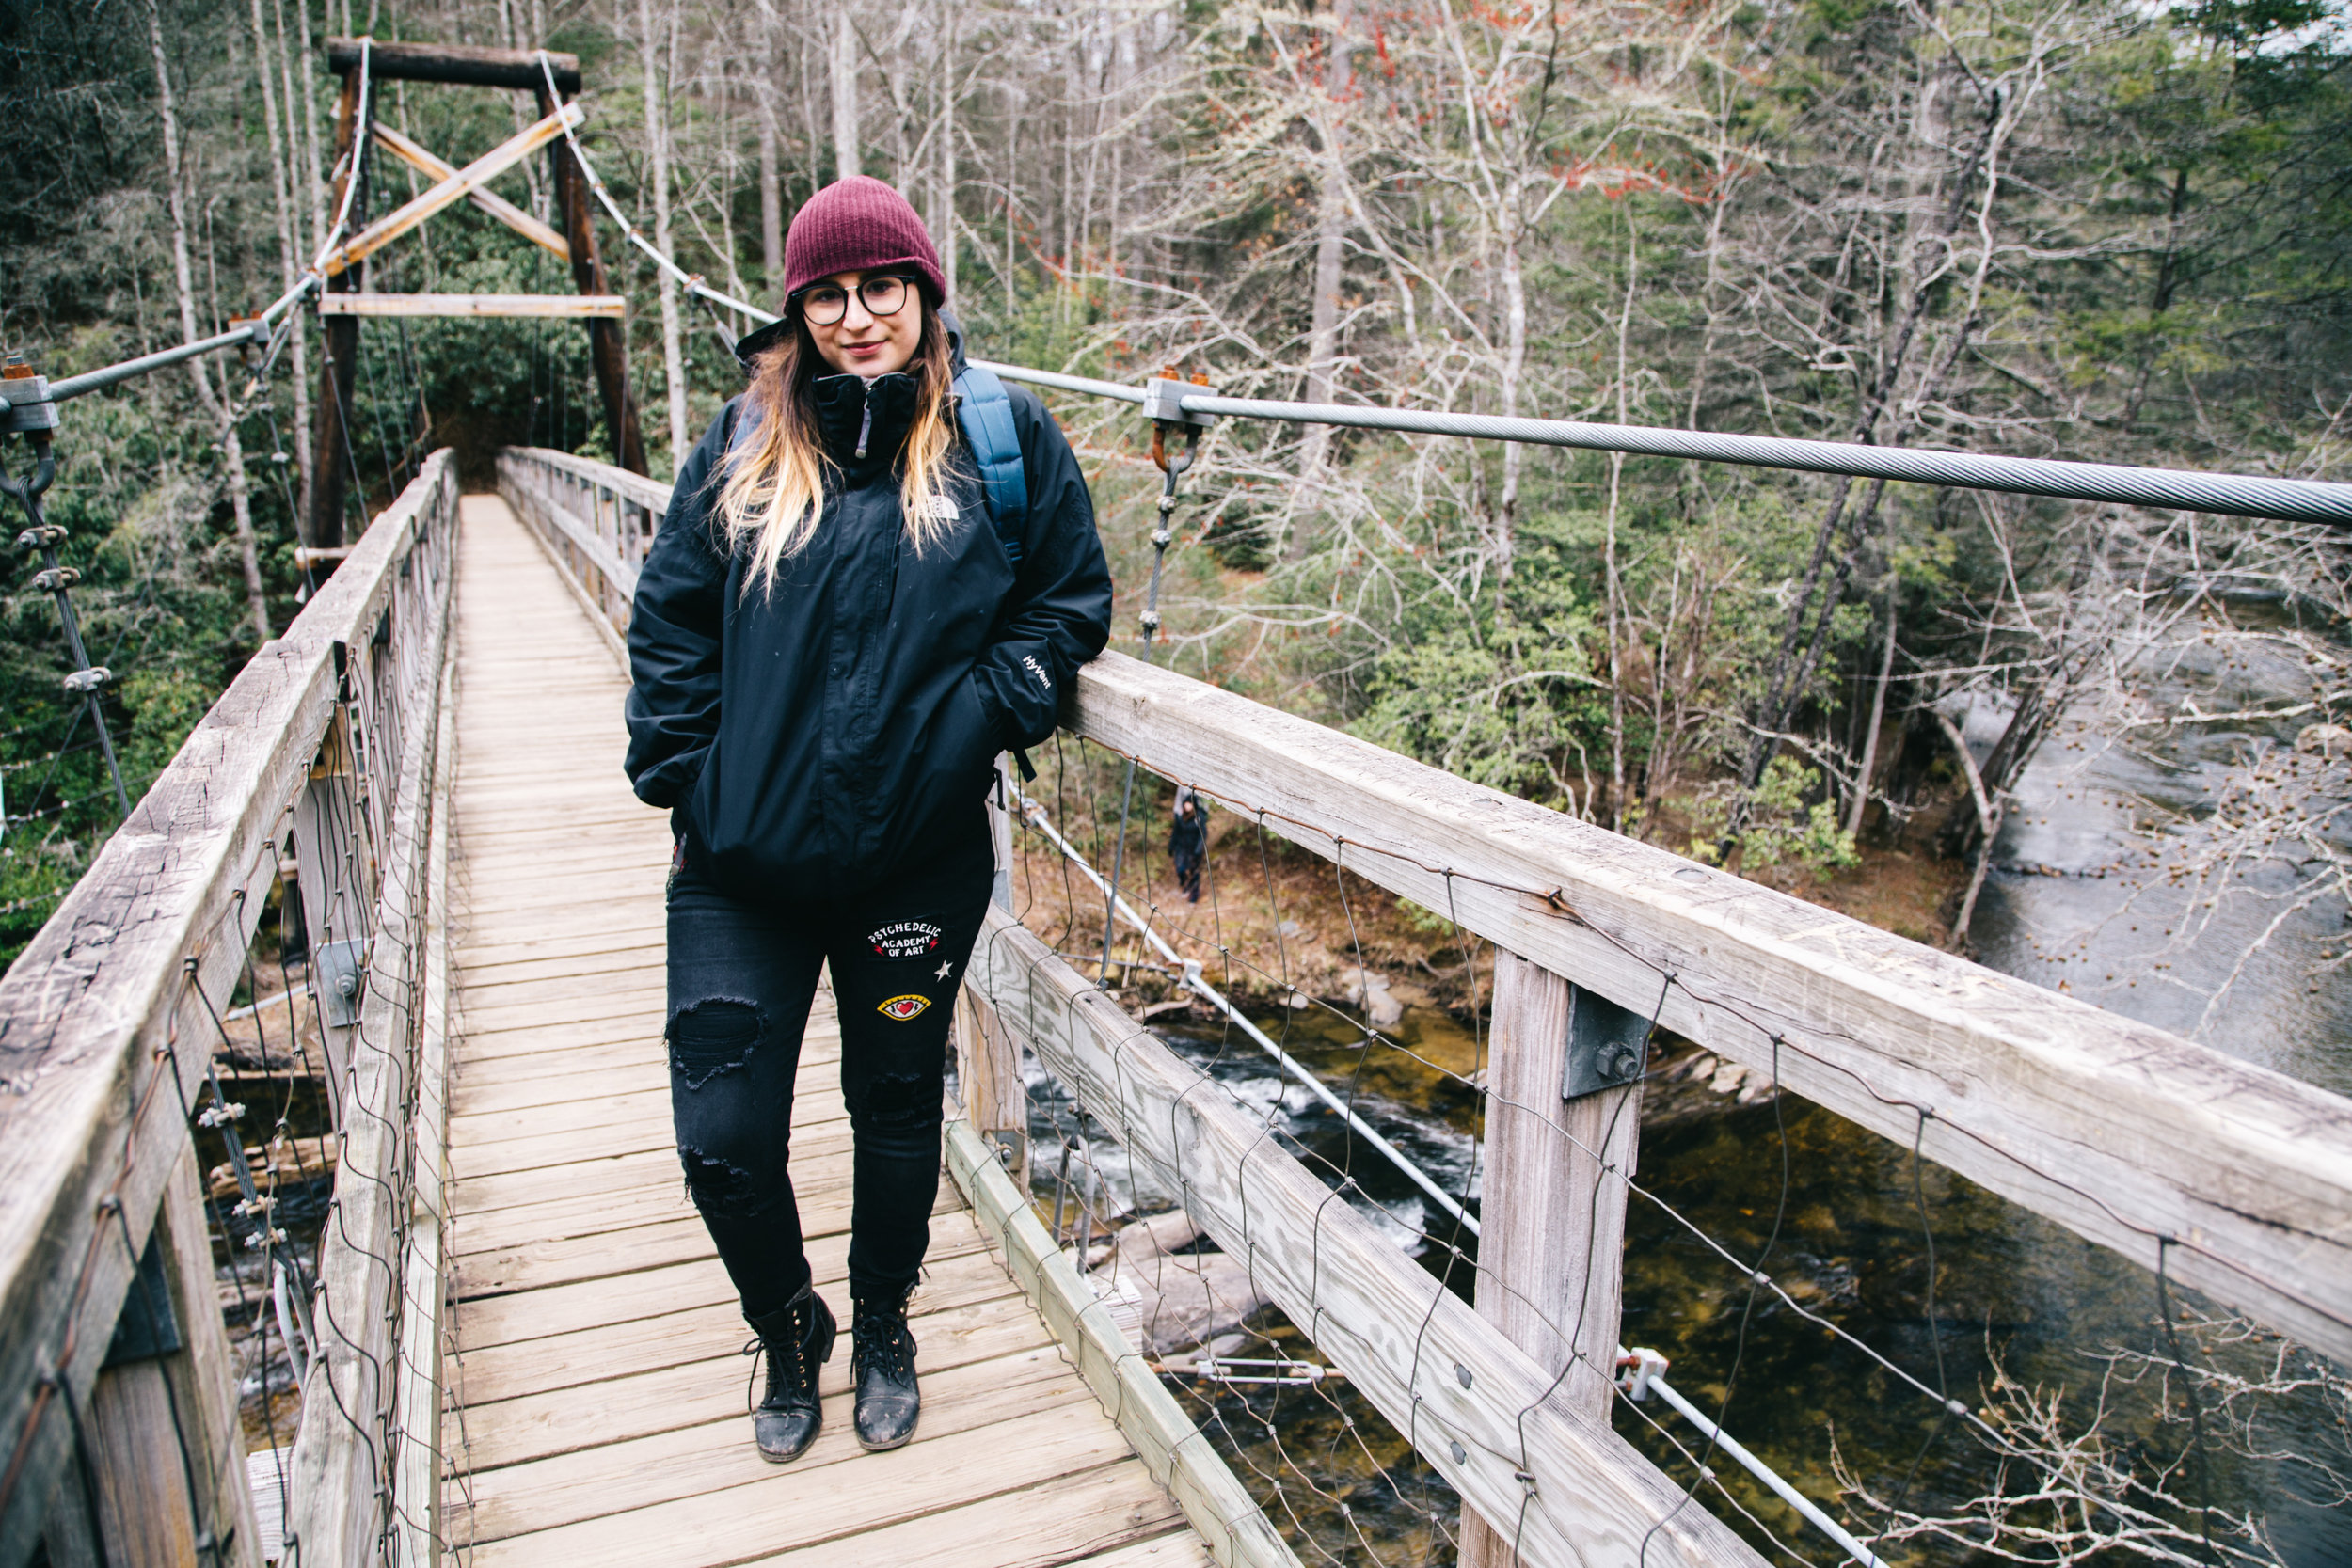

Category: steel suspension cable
[976, 373, 2352, 526]
[488, 58, 2352, 526]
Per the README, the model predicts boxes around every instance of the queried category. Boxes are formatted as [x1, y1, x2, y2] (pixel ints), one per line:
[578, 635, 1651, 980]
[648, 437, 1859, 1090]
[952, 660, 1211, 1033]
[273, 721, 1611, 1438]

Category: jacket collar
[811, 371, 919, 470]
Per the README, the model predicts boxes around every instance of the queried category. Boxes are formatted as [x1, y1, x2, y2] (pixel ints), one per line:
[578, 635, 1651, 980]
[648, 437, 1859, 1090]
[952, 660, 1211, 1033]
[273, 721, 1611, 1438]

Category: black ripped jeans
[664, 834, 994, 1318]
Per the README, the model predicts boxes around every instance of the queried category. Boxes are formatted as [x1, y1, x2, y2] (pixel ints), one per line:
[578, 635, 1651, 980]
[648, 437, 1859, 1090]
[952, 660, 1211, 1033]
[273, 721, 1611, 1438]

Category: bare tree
[639, 0, 691, 467]
[147, 0, 270, 644]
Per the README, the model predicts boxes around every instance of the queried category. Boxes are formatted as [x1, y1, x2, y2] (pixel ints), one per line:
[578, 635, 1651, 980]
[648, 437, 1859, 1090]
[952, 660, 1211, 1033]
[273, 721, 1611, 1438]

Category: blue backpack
[724, 364, 1030, 565]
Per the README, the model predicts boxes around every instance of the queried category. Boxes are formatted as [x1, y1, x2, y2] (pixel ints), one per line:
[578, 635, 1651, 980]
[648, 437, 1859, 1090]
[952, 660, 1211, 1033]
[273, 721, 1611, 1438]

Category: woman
[623, 176, 1113, 1462]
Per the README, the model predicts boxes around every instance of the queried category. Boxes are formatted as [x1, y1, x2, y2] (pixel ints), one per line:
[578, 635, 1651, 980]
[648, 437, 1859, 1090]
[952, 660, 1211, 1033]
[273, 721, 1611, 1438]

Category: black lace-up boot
[850, 1282, 920, 1451]
[742, 1282, 835, 1463]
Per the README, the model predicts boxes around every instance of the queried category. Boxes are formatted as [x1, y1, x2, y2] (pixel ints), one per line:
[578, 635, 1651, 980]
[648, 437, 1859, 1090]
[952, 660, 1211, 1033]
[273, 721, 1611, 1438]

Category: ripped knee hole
[678, 1147, 767, 1214]
[668, 997, 760, 1085]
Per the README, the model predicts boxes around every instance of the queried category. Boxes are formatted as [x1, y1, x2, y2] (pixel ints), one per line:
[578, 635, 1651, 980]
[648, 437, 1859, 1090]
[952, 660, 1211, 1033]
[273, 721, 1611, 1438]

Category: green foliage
[1683, 756, 1861, 878]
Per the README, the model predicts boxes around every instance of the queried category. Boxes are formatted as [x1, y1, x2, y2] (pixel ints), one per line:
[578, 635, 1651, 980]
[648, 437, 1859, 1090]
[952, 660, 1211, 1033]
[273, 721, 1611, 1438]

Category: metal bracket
[0, 372, 59, 436]
[1141, 374, 1216, 429]
[313, 937, 368, 1027]
[981, 1127, 1027, 1172]
[1561, 982, 1648, 1100]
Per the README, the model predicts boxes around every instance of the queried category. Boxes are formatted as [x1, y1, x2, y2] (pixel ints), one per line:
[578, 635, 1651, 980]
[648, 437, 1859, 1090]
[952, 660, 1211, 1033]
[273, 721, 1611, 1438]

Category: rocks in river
[1337, 965, 1405, 1027]
[1659, 1048, 1779, 1107]
[1077, 1208, 1271, 1354]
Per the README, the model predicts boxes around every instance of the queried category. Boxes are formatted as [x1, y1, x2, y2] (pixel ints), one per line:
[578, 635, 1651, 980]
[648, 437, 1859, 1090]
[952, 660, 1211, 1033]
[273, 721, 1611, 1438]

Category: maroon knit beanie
[782, 176, 946, 305]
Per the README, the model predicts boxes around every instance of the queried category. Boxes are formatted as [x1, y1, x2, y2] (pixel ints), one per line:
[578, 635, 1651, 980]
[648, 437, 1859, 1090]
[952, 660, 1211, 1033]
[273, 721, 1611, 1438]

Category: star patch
[868, 920, 945, 961]
[877, 994, 931, 1022]
[934, 959, 954, 981]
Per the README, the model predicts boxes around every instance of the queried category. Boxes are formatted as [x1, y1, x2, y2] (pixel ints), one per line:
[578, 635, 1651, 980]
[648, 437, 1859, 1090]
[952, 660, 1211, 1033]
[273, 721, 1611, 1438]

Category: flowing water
[1030, 618, 2350, 1563]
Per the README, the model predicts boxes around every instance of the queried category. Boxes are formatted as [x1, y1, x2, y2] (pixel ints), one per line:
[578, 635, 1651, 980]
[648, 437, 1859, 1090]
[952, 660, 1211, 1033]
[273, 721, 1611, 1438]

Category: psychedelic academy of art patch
[867, 920, 944, 961]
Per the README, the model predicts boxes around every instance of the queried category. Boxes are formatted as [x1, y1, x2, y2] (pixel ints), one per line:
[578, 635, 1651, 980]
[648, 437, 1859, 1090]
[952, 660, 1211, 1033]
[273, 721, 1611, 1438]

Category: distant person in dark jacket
[1169, 787, 1207, 903]
[622, 177, 1112, 1465]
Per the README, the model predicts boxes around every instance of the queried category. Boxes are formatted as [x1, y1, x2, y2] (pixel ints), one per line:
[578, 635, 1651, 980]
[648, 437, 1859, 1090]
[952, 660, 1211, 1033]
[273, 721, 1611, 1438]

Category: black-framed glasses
[792, 275, 915, 326]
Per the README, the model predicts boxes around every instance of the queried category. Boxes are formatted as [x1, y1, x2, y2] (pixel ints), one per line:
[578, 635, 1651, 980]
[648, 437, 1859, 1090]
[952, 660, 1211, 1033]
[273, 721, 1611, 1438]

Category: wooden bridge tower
[306, 39, 647, 551]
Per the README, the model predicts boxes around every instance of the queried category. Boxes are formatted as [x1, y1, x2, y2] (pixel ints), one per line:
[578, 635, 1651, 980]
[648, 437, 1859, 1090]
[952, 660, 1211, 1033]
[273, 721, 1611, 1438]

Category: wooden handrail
[1068, 650, 2352, 1367]
[0, 454, 460, 1563]
[502, 443, 675, 515]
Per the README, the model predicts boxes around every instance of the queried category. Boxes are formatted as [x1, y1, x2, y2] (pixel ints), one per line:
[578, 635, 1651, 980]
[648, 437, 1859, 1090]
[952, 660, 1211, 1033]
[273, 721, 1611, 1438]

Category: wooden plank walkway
[439, 495, 1214, 1568]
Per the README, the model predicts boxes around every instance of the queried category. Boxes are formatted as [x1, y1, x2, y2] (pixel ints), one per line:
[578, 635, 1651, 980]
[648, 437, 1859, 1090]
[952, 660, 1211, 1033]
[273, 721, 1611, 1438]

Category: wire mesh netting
[970, 735, 2345, 1568]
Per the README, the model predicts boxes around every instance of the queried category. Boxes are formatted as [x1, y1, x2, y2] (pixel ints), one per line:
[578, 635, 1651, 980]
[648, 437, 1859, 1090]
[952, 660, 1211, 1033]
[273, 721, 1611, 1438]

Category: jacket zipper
[852, 382, 875, 461]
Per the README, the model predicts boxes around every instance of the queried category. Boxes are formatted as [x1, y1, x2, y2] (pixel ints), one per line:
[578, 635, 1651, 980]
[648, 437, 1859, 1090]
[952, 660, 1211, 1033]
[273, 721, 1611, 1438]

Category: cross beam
[371, 121, 568, 261]
[327, 37, 582, 93]
[321, 102, 581, 278]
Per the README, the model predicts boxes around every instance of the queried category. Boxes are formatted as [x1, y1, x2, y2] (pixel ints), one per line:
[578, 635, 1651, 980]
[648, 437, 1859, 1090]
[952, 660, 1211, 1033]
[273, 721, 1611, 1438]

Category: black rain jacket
[622, 325, 1113, 901]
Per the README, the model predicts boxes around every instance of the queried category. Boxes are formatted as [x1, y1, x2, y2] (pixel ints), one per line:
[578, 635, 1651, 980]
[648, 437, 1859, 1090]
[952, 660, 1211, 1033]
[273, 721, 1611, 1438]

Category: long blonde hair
[715, 304, 961, 596]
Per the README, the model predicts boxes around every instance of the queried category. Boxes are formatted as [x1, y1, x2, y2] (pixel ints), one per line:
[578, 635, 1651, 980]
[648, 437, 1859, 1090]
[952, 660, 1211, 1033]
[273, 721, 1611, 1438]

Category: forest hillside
[3, 0, 2347, 1019]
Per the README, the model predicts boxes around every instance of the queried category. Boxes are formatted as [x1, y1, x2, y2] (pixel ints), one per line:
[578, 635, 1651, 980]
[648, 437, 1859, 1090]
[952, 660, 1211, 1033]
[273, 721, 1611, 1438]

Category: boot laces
[742, 1336, 801, 1409]
[852, 1295, 916, 1382]
[742, 1310, 810, 1409]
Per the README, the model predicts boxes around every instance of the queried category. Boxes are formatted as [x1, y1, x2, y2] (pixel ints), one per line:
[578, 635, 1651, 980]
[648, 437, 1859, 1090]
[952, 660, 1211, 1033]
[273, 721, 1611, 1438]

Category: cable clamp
[29, 566, 80, 594]
[0, 365, 58, 434]
[1618, 1346, 1668, 1400]
[61, 667, 112, 696]
[1141, 371, 1216, 429]
[14, 523, 65, 550]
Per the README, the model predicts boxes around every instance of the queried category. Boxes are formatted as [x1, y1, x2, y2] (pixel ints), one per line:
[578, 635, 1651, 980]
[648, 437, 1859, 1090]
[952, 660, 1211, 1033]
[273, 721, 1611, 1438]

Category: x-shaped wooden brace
[322, 99, 583, 277]
[372, 121, 571, 261]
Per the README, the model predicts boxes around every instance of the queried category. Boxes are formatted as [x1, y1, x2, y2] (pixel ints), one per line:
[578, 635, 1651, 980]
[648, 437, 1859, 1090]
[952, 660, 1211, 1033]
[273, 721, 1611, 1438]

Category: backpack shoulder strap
[951, 364, 1030, 567]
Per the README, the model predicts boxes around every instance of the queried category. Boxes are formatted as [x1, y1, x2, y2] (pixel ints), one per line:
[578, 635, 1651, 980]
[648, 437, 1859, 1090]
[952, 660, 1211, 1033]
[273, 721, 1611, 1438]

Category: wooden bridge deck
[437, 495, 1214, 1568]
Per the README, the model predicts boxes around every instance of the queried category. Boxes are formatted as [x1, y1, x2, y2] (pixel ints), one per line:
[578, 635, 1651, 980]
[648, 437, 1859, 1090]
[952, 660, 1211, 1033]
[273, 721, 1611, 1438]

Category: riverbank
[1005, 776, 1972, 1037]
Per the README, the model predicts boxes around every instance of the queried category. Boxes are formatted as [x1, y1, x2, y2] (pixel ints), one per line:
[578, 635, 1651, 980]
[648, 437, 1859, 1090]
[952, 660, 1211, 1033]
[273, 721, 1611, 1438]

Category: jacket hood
[732, 305, 972, 377]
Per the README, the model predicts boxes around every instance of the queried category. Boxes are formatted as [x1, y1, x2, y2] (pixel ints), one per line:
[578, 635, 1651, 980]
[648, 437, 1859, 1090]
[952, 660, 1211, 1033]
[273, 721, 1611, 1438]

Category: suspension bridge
[4, 33, 2351, 1568]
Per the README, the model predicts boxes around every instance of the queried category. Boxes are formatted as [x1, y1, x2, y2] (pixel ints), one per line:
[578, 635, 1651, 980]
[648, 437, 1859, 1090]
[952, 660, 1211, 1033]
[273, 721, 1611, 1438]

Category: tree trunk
[757, 4, 784, 286]
[936, 0, 959, 298]
[832, 9, 861, 182]
[640, 0, 690, 469]
[149, 0, 271, 642]
[1846, 578, 1899, 838]
[290, 0, 325, 257]
[1493, 230, 1526, 609]
[1288, 0, 1354, 560]
[1723, 87, 2002, 855]
[1935, 711, 2001, 949]
[1003, 95, 1018, 318]
[252, 0, 313, 521]
[1603, 225, 1636, 830]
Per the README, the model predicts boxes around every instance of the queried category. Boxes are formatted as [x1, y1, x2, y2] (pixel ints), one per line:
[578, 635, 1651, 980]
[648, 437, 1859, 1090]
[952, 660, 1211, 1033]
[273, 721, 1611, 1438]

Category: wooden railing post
[958, 754, 1029, 1184]
[83, 1146, 262, 1568]
[1461, 951, 1645, 1565]
[954, 989, 1029, 1192]
[289, 718, 368, 1101]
